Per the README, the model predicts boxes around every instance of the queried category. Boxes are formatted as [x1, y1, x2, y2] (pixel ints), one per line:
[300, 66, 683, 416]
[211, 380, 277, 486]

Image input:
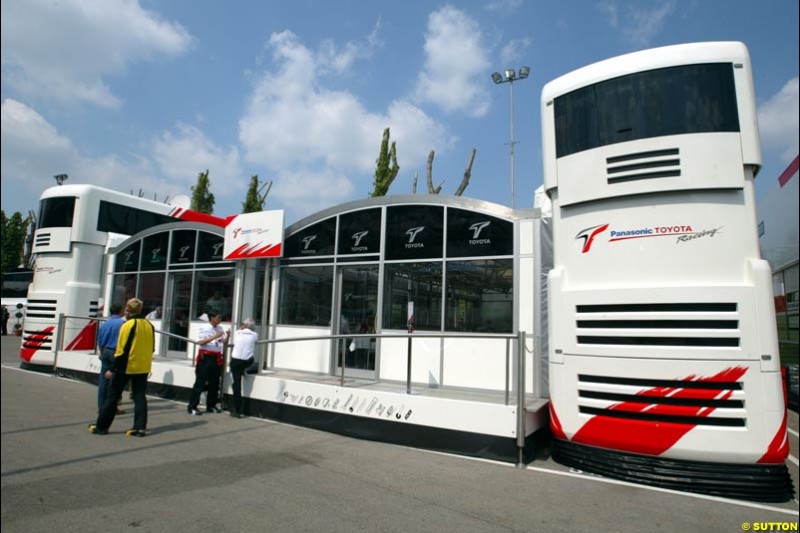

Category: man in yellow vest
[89, 298, 155, 437]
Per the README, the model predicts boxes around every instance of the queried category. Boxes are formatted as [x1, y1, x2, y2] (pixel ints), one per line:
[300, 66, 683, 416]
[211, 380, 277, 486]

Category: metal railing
[255, 330, 532, 465]
[53, 313, 207, 371]
[53, 313, 535, 465]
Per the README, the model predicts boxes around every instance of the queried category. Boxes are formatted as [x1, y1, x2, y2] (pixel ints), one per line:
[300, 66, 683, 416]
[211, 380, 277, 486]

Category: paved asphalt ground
[2, 335, 798, 533]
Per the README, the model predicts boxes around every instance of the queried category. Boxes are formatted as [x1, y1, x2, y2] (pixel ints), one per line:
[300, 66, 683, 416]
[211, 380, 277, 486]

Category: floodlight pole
[508, 79, 516, 209]
[491, 68, 529, 209]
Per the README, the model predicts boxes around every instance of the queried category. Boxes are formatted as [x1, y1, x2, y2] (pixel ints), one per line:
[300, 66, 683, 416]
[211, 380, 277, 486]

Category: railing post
[340, 337, 346, 387]
[406, 336, 413, 394]
[516, 330, 526, 468]
[53, 313, 66, 374]
[505, 338, 510, 406]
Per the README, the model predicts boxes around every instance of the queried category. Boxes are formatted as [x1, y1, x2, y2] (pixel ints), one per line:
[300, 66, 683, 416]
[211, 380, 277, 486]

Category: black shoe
[124, 429, 146, 437]
[229, 412, 243, 418]
[188, 408, 203, 416]
[88, 424, 108, 435]
[206, 406, 223, 414]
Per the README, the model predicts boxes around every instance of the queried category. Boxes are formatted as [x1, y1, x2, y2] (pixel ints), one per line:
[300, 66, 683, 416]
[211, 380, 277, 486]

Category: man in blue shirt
[97, 304, 125, 412]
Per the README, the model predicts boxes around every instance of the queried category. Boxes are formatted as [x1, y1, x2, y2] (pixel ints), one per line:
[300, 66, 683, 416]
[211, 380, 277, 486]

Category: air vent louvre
[576, 302, 740, 348]
[577, 373, 746, 427]
[606, 148, 680, 184]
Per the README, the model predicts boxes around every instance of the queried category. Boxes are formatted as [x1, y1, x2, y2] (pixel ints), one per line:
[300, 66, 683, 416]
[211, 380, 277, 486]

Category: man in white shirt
[229, 318, 259, 418]
[187, 312, 228, 415]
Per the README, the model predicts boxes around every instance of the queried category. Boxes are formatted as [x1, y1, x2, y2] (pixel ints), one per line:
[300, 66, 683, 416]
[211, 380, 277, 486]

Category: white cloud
[500, 38, 532, 67]
[598, 0, 675, 46]
[152, 124, 243, 196]
[239, 30, 453, 218]
[1, 0, 191, 108]
[318, 19, 383, 75]
[1, 99, 168, 210]
[485, 0, 523, 12]
[758, 77, 800, 162]
[597, 0, 619, 28]
[413, 6, 491, 117]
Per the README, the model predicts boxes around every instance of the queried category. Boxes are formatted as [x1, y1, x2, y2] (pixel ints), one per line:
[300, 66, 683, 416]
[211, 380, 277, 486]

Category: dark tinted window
[141, 233, 169, 271]
[1, 270, 33, 298]
[111, 273, 138, 310]
[284, 218, 336, 258]
[555, 63, 740, 158]
[115, 241, 141, 272]
[171, 230, 197, 264]
[277, 266, 334, 326]
[196, 232, 225, 262]
[447, 208, 513, 257]
[383, 262, 442, 330]
[193, 269, 235, 322]
[445, 259, 513, 333]
[39, 197, 76, 228]
[385, 206, 444, 260]
[97, 201, 175, 235]
[338, 208, 382, 255]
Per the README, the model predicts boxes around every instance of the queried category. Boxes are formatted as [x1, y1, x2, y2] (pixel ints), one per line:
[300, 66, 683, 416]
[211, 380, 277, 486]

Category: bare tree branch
[258, 181, 273, 204]
[454, 148, 477, 196]
[427, 150, 444, 194]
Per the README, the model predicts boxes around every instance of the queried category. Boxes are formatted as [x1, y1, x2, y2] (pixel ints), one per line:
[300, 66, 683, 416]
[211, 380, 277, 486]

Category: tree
[1, 211, 30, 275]
[371, 127, 400, 197]
[190, 170, 215, 214]
[241, 175, 272, 213]
[422, 148, 476, 196]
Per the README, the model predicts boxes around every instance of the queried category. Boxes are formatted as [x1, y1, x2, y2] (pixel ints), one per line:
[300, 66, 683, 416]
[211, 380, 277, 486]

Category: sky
[1, 0, 798, 224]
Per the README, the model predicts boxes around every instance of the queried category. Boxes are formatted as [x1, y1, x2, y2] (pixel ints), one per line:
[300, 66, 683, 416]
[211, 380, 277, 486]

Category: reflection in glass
[196, 232, 225, 263]
[338, 266, 378, 370]
[141, 233, 169, 271]
[193, 270, 235, 321]
[446, 259, 513, 332]
[170, 230, 197, 264]
[168, 272, 192, 352]
[277, 266, 333, 326]
[111, 274, 138, 310]
[139, 272, 165, 318]
[382, 262, 442, 330]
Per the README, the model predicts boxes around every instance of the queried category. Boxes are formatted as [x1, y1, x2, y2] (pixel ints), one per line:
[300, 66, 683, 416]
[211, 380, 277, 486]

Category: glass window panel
[193, 269, 234, 321]
[138, 272, 165, 318]
[196, 232, 225, 262]
[555, 63, 739, 158]
[385, 206, 444, 260]
[141, 233, 169, 271]
[382, 262, 442, 330]
[446, 259, 513, 333]
[170, 230, 196, 264]
[277, 266, 333, 326]
[115, 241, 141, 272]
[167, 272, 193, 352]
[97, 201, 174, 234]
[38, 197, 76, 228]
[338, 208, 382, 255]
[111, 273, 138, 310]
[447, 208, 514, 257]
[284, 218, 336, 258]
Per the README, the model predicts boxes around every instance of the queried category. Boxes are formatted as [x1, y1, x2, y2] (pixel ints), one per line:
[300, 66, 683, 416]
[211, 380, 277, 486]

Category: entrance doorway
[335, 265, 378, 377]
[164, 272, 192, 356]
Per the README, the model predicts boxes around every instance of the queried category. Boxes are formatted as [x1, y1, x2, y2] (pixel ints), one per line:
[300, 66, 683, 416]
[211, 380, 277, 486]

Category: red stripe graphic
[777, 155, 799, 188]
[174, 209, 228, 228]
[20, 326, 55, 362]
[225, 242, 282, 259]
[759, 409, 789, 463]
[549, 403, 567, 440]
[571, 366, 747, 456]
[66, 320, 98, 351]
